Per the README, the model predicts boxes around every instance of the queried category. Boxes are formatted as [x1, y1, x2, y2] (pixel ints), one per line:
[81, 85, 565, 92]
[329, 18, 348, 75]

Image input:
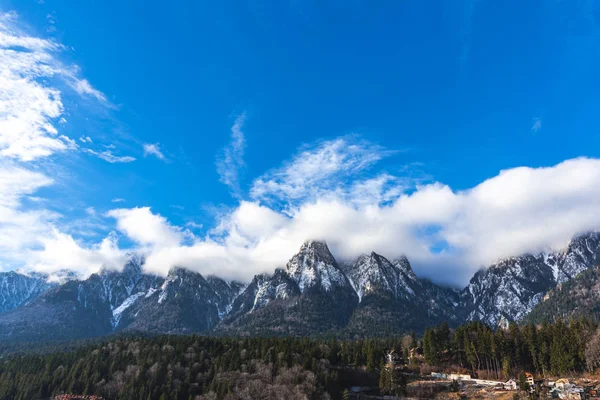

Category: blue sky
[1, 1, 600, 286]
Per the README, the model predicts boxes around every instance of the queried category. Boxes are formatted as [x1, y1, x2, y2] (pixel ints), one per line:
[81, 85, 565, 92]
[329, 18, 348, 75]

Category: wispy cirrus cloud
[0, 11, 109, 162]
[84, 148, 136, 163]
[69, 78, 108, 104]
[532, 117, 542, 133]
[216, 113, 246, 196]
[143, 143, 166, 161]
[250, 136, 398, 208]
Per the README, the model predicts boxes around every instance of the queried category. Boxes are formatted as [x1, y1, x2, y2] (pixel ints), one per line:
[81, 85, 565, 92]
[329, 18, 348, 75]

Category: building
[525, 372, 535, 387]
[449, 373, 472, 381]
[504, 379, 518, 391]
[555, 378, 572, 389]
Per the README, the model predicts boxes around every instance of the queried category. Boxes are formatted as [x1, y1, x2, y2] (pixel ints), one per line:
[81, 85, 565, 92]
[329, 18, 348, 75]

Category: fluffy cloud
[102, 149, 600, 286]
[106, 207, 186, 248]
[3, 127, 600, 286]
[0, 11, 108, 161]
[29, 230, 125, 276]
[216, 113, 246, 196]
[0, 164, 57, 260]
[0, 163, 124, 276]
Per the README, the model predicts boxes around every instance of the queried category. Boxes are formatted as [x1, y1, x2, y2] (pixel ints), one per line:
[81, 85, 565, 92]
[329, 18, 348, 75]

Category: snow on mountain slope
[286, 240, 353, 293]
[120, 267, 228, 334]
[3, 232, 600, 342]
[460, 232, 600, 326]
[460, 255, 556, 326]
[343, 253, 395, 300]
[341, 252, 419, 301]
[111, 292, 146, 328]
[556, 231, 600, 283]
[0, 270, 77, 314]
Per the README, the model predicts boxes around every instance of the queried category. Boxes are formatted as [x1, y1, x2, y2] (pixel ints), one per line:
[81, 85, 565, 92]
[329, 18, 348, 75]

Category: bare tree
[586, 327, 600, 372]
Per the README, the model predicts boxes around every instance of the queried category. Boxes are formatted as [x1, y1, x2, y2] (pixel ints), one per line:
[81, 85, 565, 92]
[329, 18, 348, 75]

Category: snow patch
[112, 292, 145, 328]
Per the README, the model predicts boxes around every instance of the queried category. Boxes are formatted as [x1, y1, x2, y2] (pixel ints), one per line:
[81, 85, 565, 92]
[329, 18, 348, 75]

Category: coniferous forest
[2, 318, 600, 399]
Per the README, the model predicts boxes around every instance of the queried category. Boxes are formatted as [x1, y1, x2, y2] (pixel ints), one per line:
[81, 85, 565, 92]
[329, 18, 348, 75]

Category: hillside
[524, 266, 600, 325]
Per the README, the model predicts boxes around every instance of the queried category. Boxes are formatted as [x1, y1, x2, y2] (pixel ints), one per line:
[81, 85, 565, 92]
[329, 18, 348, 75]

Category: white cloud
[84, 148, 136, 163]
[111, 198, 125, 203]
[532, 117, 542, 133]
[143, 143, 166, 161]
[216, 113, 246, 196]
[69, 78, 108, 103]
[0, 163, 123, 276]
[0, 11, 109, 161]
[185, 221, 203, 229]
[109, 156, 600, 286]
[29, 230, 126, 277]
[79, 136, 92, 143]
[250, 136, 396, 208]
[106, 207, 186, 248]
[3, 130, 600, 286]
[0, 163, 53, 207]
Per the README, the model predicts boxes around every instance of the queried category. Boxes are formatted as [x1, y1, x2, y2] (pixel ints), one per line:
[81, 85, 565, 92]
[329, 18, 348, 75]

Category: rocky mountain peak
[392, 256, 417, 280]
[45, 269, 79, 284]
[341, 252, 419, 302]
[0, 271, 58, 314]
[298, 240, 337, 261]
[122, 254, 144, 274]
[286, 240, 351, 293]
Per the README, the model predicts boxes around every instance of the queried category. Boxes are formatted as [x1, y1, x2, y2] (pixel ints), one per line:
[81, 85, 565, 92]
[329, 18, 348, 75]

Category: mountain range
[1, 232, 600, 343]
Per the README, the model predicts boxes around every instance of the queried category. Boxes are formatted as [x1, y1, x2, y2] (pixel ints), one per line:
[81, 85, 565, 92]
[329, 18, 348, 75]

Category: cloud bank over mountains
[104, 153, 600, 285]
[2, 10, 600, 286]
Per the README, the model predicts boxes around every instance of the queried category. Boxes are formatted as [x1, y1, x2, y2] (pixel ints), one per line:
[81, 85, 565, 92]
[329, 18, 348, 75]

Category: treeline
[4, 319, 600, 400]
[422, 319, 597, 379]
[0, 335, 404, 400]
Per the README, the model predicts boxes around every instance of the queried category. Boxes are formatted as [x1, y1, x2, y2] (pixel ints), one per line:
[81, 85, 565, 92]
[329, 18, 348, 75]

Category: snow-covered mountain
[339, 252, 459, 335]
[2, 232, 600, 343]
[116, 267, 233, 334]
[0, 256, 246, 342]
[459, 254, 555, 327]
[218, 241, 359, 335]
[460, 232, 600, 327]
[341, 252, 419, 301]
[0, 269, 77, 314]
[286, 240, 354, 293]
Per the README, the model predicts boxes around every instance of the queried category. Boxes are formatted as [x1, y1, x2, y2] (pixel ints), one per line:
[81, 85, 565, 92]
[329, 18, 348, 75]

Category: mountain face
[0, 259, 158, 342]
[341, 253, 415, 301]
[460, 232, 600, 327]
[117, 268, 244, 334]
[218, 241, 359, 336]
[553, 232, 600, 283]
[0, 269, 77, 314]
[459, 255, 556, 327]
[340, 252, 459, 336]
[523, 266, 600, 325]
[1, 232, 600, 344]
[0, 258, 246, 343]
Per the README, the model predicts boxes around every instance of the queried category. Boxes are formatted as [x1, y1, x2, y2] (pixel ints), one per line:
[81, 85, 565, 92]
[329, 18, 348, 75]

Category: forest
[2, 318, 600, 399]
